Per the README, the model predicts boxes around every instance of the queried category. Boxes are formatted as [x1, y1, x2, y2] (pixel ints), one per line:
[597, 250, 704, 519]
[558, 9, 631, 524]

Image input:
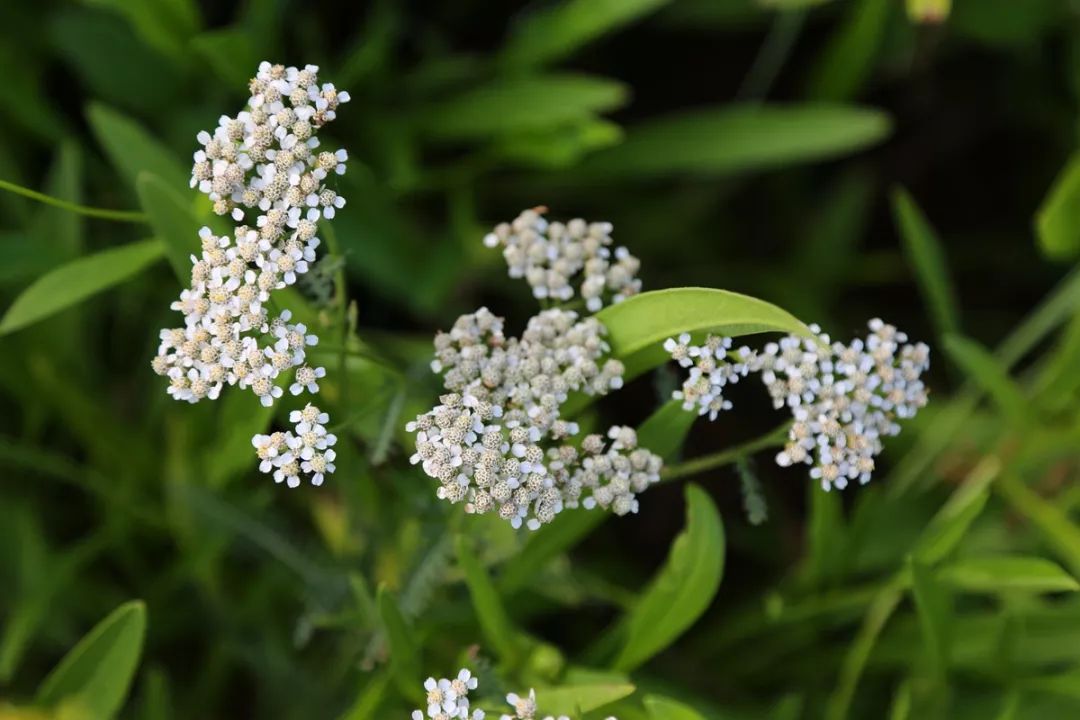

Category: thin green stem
[0, 178, 148, 223]
[662, 421, 791, 482]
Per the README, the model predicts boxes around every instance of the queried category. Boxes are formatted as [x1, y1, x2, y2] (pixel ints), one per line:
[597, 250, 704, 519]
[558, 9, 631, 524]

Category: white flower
[413, 669, 484, 720]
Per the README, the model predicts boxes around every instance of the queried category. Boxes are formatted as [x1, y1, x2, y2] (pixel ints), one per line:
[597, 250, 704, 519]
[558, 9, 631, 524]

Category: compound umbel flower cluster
[666, 319, 930, 490]
[407, 211, 661, 530]
[152, 62, 349, 488]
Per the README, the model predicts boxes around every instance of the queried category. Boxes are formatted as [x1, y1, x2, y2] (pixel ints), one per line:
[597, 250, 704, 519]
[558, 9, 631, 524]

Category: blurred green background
[5, 0, 1080, 718]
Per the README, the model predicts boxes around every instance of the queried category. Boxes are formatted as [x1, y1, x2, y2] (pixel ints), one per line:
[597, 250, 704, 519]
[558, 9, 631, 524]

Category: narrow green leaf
[807, 0, 892, 101]
[636, 399, 698, 460]
[420, 74, 627, 140]
[892, 187, 960, 339]
[36, 600, 147, 719]
[499, 508, 606, 594]
[455, 535, 523, 661]
[502, 0, 670, 68]
[644, 694, 708, 720]
[0, 239, 164, 336]
[577, 104, 891, 179]
[190, 27, 259, 87]
[493, 119, 623, 169]
[913, 456, 999, 565]
[996, 474, 1080, 579]
[1036, 152, 1080, 261]
[804, 476, 845, 586]
[539, 682, 636, 716]
[908, 557, 951, 681]
[377, 584, 422, 699]
[613, 484, 724, 670]
[87, 103, 188, 192]
[595, 287, 809, 380]
[86, 0, 200, 60]
[938, 555, 1079, 594]
[136, 172, 199, 283]
[942, 334, 1027, 423]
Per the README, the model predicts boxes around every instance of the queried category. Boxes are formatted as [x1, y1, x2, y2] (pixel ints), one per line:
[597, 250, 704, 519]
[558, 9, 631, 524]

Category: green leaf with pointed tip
[996, 474, 1080, 579]
[87, 103, 188, 192]
[1036, 152, 1080, 261]
[36, 600, 147, 719]
[636, 399, 698, 460]
[455, 536, 523, 661]
[613, 484, 724, 670]
[577, 104, 891, 179]
[136, 172, 199, 283]
[914, 457, 999, 565]
[942, 334, 1027, 423]
[502, 0, 670, 68]
[892, 187, 960, 339]
[939, 555, 1079, 594]
[377, 585, 422, 700]
[420, 74, 628, 141]
[538, 682, 636, 716]
[0, 239, 164, 336]
[909, 557, 951, 681]
[595, 287, 809, 380]
[645, 694, 708, 720]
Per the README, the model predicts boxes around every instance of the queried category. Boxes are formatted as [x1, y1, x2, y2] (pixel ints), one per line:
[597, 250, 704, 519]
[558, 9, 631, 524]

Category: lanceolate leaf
[377, 584, 422, 700]
[0, 238, 164, 336]
[635, 399, 698, 461]
[137, 172, 200, 283]
[455, 536, 523, 661]
[1036, 152, 1080, 261]
[938, 555, 1080, 594]
[595, 287, 810, 379]
[36, 600, 147, 719]
[942, 334, 1027, 423]
[538, 682, 636, 716]
[996, 474, 1080, 579]
[613, 484, 724, 670]
[87, 103, 188, 192]
[892, 187, 960, 339]
[644, 694, 709, 720]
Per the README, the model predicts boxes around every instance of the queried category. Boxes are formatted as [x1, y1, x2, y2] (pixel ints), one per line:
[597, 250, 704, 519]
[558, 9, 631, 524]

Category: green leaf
[493, 119, 623, 169]
[996, 474, 1080, 579]
[908, 557, 951, 681]
[913, 457, 999, 565]
[942, 334, 1028, 423]
[377, 584, 422, 699]
[807, 0, 892, 101]
[420, 74, 628, 140]
[636, 399, 698, 460]
[36, 600, 147, 719]
[613, 484, 724, 670]
[502, 0, 670, 68]
[190, 28, 260, 87]
[455, 535, 523, 661]
[86, 0, 200, 61]
[136, 172, 200, 283]
[644, 694, 709, 720]
[804, 476, 845, 586]
[0, 239, 164, 336]
[577, 104, 891, 179]
[892, 187, 960, 339]
[538, 682, 636, 716]
[1036, 153, 1080, 261]
[595, 287, 809, 379]
[499, 508, 607, 594]
[939, 555, 1079, 594]
[87, 103, 188, 192]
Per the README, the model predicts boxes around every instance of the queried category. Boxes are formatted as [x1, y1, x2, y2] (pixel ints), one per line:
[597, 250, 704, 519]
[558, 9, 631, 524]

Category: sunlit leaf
[1036, 152, 1080, 261]
[613, 484, 724, 670]
[0, 239, 164, 336]
[644, 694, 709, 720]
[939, 555, 1079, 594]
[36, 601, 147, 719]
[538, 682, 636, 716]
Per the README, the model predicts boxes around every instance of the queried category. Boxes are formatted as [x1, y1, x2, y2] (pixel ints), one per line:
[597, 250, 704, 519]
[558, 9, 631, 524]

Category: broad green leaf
[913, 456, 999, 565]
[87, 103, 188, 192]
[939, 556, 1079, 594]
[613, 484, 724, 670]
[942, 335, 1027, 423]
[1036, 153, 1080, 261]
[908, 557, 951, 681]
[807, 0, 892, 101]
[595, 287, 809, 379]
[0, 239, 164, 336]
[996, 474, 1080, 579]
[36, 600, 147, 719]
[502, 0, 670, 68]
[577, 104, 891, 179]
[892, 187, 960, 339]
[644, 694, 708, 720]
[538, 682, 636, 716]
[636, 399, 697, 460]
[377, 585, 422, 699]
[455, 536, 523, 661]
[136, 172, 199, 283]
[420, 74, 627, 140]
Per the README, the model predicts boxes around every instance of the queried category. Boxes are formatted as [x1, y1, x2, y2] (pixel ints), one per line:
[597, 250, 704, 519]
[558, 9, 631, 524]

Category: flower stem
[662, 421, 791, 482]
[0, 178, 148, 223]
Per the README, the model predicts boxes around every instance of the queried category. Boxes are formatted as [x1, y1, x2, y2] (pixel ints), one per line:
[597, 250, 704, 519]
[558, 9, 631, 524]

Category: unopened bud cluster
[411, 669, 484, 720]
[666, 319, 930, 490]
[153, 62, 349, 488]
[483, 208, 642, 311]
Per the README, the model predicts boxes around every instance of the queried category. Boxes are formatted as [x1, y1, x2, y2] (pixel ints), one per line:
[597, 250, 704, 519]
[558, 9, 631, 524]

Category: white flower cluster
[501, 689, 617, 720]
[411, 669, 484, 720]
[666, 319, 931, 490]
[407, 307, 661, 530]
[152, 62, 349, 489]
[482, 208, 642, 311]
